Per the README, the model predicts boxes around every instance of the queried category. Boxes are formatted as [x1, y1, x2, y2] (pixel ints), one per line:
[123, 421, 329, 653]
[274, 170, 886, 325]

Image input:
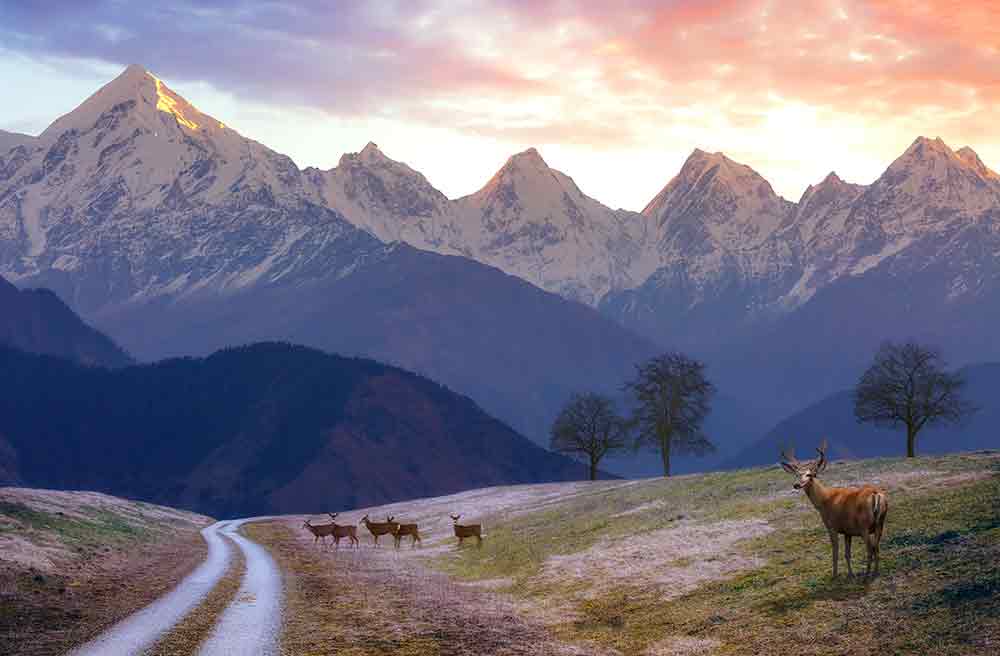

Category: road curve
[69, 520, 234, 656]
[197, 518, 282, 656]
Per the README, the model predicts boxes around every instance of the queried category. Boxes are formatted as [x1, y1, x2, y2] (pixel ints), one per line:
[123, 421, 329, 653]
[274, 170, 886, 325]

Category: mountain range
[3, 64, 1000, 454]
[0, 65, 665, 460]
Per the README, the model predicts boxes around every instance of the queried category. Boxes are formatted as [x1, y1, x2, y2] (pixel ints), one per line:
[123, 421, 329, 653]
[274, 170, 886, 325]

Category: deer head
[328, 512, 339, 521]
[780, 439, 828, 490]
[386, 515, 395, 523]
[450, 514, 461, 523]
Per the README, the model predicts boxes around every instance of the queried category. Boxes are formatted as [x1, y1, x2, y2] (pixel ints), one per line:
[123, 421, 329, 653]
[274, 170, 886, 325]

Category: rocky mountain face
[308, 144, 653, 305]
[0, 343, 595, 516]
[0, 64, 372, 315]
[0, 274, 130, 367]
[0, 130, 35, 154]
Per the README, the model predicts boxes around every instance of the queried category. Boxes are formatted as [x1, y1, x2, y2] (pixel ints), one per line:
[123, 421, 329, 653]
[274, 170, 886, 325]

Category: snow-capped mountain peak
[643, 148, 793, 252]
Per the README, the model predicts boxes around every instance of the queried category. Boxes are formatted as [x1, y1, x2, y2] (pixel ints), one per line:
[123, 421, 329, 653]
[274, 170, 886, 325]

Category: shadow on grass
[761, 573, 878, 615]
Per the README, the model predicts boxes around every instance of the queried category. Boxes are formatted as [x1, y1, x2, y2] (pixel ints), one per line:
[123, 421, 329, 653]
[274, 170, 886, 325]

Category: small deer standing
[302, 519, 336, 547]
[361, 514, 398, 548]
[780, 440, 889, 577]
[450, 514, 483, 548]
[326, 513, 360, 549]
[393, 521, 422, 549]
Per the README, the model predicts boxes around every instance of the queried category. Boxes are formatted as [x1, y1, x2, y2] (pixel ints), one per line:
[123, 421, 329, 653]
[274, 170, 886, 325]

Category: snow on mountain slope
[4, 63, 1000, 362]
[308, 144, 653, 305]
[453, 148, 653, 304]
[305, 142, 465, 253]
[0, 65, 382, 312]
[601, 137, 1000, 348]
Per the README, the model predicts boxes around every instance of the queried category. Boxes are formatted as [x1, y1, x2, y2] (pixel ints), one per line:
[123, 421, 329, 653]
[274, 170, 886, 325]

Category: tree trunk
[589, 456, 598, 481]
[906, 424, 916, 458]
[660, 438, 672, 477]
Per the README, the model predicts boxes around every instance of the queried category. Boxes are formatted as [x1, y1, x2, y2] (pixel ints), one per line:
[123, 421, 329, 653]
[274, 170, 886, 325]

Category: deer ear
[780, 462, 798, 474]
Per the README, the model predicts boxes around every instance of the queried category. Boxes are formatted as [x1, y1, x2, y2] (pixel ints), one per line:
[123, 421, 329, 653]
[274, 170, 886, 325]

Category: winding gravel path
[69, 521, 234, 656]
[197, 519, 282, 656]
[68, 517, 283, 656]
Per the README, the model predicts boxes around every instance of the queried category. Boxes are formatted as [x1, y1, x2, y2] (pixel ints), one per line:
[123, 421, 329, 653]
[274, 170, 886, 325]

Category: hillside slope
[252, 452, 999, 655]
[0, 275, 130, 367]
[0, 342, 592, 516]
[0, 487, 210, 656]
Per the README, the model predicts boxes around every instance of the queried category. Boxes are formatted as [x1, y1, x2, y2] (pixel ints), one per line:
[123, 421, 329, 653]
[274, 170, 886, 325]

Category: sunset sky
[2, 0, 998, 209]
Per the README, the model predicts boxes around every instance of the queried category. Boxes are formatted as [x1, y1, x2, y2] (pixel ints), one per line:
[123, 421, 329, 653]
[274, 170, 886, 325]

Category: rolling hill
[0, 342, 593, 517]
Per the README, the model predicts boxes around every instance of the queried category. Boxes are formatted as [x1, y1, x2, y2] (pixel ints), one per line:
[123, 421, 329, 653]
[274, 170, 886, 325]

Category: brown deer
[780, 440, 889, 577]
[302, 519, 336, 547]
[326, 513, 360, 549]
[361, 514, 398, 548]
[450, 514, 483, 548]
[393, 522, 422, 549]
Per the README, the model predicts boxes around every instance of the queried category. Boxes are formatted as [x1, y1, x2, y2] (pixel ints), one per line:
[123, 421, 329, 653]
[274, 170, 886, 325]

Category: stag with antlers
[780, 440, 889, 577]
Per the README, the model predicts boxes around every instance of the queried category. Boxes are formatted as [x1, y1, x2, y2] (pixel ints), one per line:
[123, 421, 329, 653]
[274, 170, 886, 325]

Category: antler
[814, 439, 828, 473]
[779, 443, 800, 467]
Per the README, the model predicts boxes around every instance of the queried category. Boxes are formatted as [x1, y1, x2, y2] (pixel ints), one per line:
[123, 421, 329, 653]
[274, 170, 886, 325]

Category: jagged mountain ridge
[6, 65, 999, 329]
[5, 64, 1000, 432]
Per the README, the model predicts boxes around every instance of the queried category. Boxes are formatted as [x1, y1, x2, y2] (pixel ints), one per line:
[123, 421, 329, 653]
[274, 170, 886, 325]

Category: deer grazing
[393, 521, 422, 549]
[450, 514, 483, 548]
[326, 513, 360, 549]
[360, 514, 399, 548]
[780, 440, 889, 577]
[302, 519, 337, 547]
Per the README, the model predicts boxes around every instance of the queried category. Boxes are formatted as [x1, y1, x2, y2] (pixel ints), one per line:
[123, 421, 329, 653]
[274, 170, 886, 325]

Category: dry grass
[0, 487, 211, 656]
[247, 520, 601, 655]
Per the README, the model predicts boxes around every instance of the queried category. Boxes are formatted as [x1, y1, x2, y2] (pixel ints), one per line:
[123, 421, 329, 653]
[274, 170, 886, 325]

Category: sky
[1, 0, 998, 210]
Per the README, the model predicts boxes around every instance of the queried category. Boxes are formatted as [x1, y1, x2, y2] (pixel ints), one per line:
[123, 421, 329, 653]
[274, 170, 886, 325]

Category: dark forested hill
[0, 342, 591, 517]
[0, 275, 130, 367]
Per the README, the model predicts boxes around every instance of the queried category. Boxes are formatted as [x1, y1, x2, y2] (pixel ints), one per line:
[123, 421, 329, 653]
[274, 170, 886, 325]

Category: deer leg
[829, 530, 839, 578]
[844, 535, 854, 577]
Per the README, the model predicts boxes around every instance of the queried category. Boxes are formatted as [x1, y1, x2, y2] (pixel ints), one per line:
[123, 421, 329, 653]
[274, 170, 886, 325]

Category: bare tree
[550, 393, 629, 480]
[625, 353, 715, 477]
[854, 341, 977, 457]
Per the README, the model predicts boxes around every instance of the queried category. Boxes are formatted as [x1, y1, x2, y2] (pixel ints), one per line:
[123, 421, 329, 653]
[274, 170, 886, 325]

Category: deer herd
[302, 439, 889, 580]
[303, 511, 482, 550]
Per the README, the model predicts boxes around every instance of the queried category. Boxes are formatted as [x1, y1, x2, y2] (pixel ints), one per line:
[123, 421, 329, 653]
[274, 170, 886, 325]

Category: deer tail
[871, 491, 887, 524]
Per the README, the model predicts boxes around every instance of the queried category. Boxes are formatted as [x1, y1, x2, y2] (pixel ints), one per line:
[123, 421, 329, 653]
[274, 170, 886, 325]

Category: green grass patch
[0, 501, 151, 547]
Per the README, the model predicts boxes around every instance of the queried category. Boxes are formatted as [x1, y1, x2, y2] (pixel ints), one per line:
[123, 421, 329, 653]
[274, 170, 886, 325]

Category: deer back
[816, 484, 884, 536]
[453, 523, 481, 538]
